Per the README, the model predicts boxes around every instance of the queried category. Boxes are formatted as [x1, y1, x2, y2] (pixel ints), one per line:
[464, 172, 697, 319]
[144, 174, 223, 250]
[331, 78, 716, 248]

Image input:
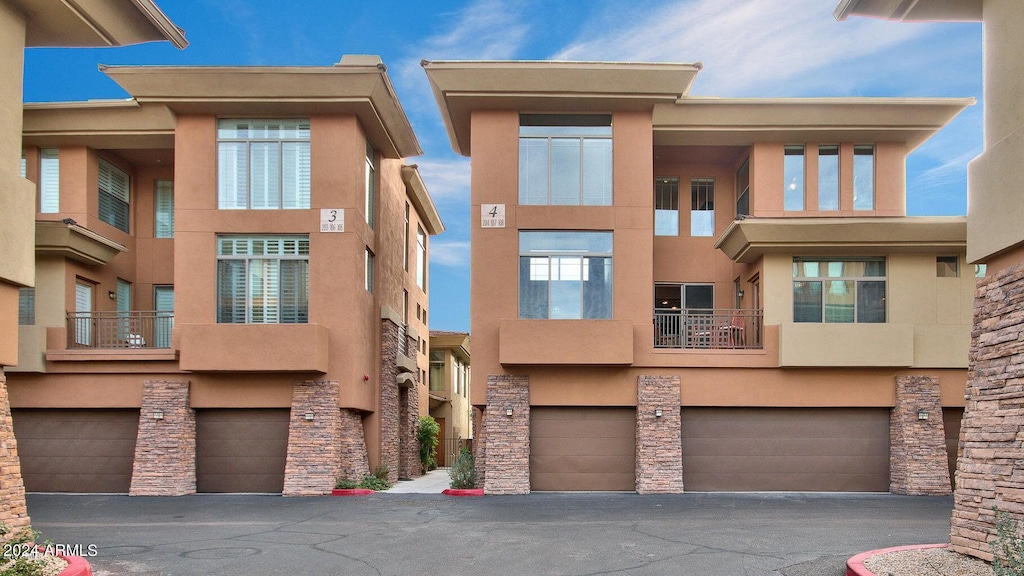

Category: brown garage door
[944, 408, 963, 489]
[196, 409, 290, 493]
[681, 408, 890, 492]
[12, 409, 139, 493]
[531, 407, 635, 491]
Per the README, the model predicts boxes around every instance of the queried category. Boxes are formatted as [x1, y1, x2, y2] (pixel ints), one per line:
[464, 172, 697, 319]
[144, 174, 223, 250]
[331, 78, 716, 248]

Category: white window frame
[654, 177, 679, 236]
[216, 235, 309, 324]
[784, 145, 805, 211]
[519, 231, 614, 320]
[518, 114, 613, 206]
[40, 148, 59, 214]
[416, 225, 426, 291]
[853, 145, 875, 211]
[98, 159, 130, 232]
[154, 180, 174, 238]
[690, 178, 715, 237]
[366, 141, 376, 227]
[792, 257, 886, 323]
[217, 119, 311, 210]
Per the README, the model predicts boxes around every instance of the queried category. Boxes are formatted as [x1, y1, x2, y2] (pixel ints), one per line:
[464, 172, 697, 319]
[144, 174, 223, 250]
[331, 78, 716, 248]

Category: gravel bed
[864, 547, 990, 576]
[0, 553, 67, 576]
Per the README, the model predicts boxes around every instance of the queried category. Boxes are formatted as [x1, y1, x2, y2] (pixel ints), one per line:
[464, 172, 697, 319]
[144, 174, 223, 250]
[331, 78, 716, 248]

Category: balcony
[66, 311, 173, 349]
[654, 309, 763, 350]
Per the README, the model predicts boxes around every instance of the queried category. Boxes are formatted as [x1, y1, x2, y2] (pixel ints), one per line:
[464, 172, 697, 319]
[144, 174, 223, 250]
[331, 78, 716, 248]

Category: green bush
[0, 523, 44, 576]
[418, 416, 440, 472]
[994, 507, 1024, 576]
[357, 474, 391, 491]
[449, 447, 476, 489]
[334, 478, 358, 489]
[373, 465, 389, 481]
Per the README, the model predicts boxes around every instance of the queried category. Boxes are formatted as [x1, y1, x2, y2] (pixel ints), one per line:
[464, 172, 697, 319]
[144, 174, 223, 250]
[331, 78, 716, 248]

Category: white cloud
[429, 240, 471, 267]
[414, 157, 471, 203]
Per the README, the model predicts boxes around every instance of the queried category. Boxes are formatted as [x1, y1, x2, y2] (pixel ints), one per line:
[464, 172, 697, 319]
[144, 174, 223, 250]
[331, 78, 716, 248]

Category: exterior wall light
[304, 412, 315, 421]
[655, 409, 663, 418]
[152, 410, 164, 420]
[108, 291, 117, 300]
[505, 407, 514, 417]
[917, 410, 929, 421]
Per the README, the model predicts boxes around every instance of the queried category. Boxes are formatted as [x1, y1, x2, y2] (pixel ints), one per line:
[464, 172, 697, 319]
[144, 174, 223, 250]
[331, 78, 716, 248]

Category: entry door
[154, 286, 174, 348]
[74, 282, 93, 346]
[435, 417, 447, 467]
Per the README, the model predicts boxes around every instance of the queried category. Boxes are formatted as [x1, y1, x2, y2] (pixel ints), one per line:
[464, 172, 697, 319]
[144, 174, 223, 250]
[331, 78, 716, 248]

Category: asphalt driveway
[25, 492, 953, 576]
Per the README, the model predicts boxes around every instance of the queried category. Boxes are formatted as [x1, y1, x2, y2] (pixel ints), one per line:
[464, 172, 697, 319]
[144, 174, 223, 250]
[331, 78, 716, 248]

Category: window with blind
[18, 288, 34, 326]
[690, 178, 715, 237]
[155, 180, 174, 238]
[519, 231, 613, 320]
[40, 149, 59, 213]
[217, 119, 310, 210]
[366, 141, 376, 228]
[74, 282, 93, 346]
[98, 159, 130, 232]
[416, 225, 426, 291]
[654, 178, 679, 236]
[793, 258, 886, 323]
[154, 285, 174, 348]
[217, 236, 309, 324]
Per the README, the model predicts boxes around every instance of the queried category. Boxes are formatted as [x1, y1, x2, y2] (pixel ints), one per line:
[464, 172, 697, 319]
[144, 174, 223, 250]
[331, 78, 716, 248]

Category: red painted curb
[442, 488, 484, 496]
[846, 543, 947, 576]
[57, 554, 92, 576]
[330, 488, 376, 496]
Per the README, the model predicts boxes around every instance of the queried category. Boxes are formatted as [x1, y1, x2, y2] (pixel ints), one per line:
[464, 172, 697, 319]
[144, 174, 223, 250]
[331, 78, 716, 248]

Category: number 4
[489, 206, 498, 218]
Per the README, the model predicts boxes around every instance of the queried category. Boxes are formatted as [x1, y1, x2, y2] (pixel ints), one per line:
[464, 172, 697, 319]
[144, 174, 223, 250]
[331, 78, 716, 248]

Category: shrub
[0, 523, 45, 576]
[357, 474, 391, 491]
[994, 507, 1024, 576]
[334, 478, 358, 489]
[373, 465, 389, 481]
[449, 447, 476, 489]
[418, 416, 440, 472]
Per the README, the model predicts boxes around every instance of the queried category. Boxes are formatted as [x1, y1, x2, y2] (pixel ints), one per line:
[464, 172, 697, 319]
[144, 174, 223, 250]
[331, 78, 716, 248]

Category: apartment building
[6, 55, 443, 496]
[423, 59, 976, 494]
[428, 331, 472, 467]
[837, 0, 1024, 561]
[0, 0, 186, 529]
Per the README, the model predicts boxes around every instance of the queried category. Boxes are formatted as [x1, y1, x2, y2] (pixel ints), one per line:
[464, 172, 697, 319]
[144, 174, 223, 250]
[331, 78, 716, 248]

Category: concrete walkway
[385, 468, 452, 493]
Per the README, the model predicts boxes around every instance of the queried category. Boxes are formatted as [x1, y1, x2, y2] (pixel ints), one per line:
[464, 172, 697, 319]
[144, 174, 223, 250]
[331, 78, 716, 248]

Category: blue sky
[23, 0, 983, 332]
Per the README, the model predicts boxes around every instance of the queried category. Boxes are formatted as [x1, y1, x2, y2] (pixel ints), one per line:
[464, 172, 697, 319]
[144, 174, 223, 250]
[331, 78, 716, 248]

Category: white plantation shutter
[20, 150, 26, 179]
[155, 180, 174, 238]
[217, 260, 246, 323]
[282, 142, 310, 209]
[217, 235, 308, 324]
[218, 142, 248, 209]
[75, 282, 93, 345]
[249, 142, 279, 209]
[116, 279, 131, 312]
[39, 149, 59, 213]
[154, 285, 174, 349]
[98, 159, 130, 232]
[217, 120, 309, 210]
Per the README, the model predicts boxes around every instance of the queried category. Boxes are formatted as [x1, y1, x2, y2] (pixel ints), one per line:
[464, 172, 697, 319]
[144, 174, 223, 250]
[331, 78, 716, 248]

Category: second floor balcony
[66, 311, 173, 350]
[654, 308, 763, 350]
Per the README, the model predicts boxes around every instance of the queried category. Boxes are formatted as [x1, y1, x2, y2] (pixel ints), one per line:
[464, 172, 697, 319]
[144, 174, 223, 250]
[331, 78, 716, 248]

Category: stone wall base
[889, 375, 951, 495]
[0, 369, 30, 534]
[130, 380, 196, 496]
[483, 375, 530, 495]
[636, 375, 683, 494]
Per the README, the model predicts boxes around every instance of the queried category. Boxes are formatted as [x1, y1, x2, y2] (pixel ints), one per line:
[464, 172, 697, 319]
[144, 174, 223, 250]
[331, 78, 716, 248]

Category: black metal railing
[66, 311, 174, 349]
[654, 308, 763, 350]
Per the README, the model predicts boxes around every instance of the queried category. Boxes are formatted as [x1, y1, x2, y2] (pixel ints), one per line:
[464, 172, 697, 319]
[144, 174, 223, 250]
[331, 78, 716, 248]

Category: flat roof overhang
[22, 100, 176, 150]
[402, 165, 445, 236]
[13, 0, 186, 48]
[102, 58, 421, 159]
[715, 217, 967, 263]
[653, 97, 974, 151]
[422, 60, 702, 156]
[36, 220, 127, 266]
[834, 0, 981, 22]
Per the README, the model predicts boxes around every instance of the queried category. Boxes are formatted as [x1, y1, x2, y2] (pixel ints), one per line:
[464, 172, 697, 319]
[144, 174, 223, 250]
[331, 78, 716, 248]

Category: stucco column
[889, 375, 950, 496]
[636, 375, 683, 494]
[950, 263, 1024, 561]
[0, 369, 29, 533]
[130, 380, 196, 496]
[484, 375, 530, 495]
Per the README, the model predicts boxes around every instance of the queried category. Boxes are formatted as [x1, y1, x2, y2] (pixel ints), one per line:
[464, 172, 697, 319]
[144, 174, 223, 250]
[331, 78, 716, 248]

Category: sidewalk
[385, 468, 451, 493]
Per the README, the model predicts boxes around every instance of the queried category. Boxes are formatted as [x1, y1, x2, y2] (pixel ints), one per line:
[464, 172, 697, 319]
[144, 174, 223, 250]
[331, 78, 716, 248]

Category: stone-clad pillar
[889, 375, 951, 495]
[636, 375, 683, 494]
[379, 316, 401, 483]
[130, 380, 195, 496]
[484, 375, 530, 494]
[0, 370, 30, 532]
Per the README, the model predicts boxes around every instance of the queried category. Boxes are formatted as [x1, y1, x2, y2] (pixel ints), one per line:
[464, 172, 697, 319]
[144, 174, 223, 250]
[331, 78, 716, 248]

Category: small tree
[449, 447, 476, 489]
[418, 416, 440, 472]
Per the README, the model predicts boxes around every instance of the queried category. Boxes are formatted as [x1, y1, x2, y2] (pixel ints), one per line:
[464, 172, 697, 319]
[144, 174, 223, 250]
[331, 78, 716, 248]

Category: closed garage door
[681, 408, 889, 492]
[12, 409, 139, 493]
[531, 407, 635, 491]
[196, 409, 289, 493]
[944, 408, 963, 489]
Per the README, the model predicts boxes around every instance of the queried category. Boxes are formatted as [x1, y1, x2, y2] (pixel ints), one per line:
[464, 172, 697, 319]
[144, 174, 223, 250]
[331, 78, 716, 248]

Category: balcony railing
[654, 308, 763, 350]
[66, 311, 174, 349]
[398, 323, 411, 357]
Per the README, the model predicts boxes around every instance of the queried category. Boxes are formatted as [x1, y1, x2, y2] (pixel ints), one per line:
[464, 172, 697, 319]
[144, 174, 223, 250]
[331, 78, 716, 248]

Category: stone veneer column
[473, 406, 486, 488]
[283, 380, 369, 495]
[129, 380, 195, 496]
[0, 370, 29, 533]
[951, 263, 1024, 561]
[889, 375, 951, 495]
[636, 375, 683, 494]
[483, 375, 530, 494]
[401, 333, 422, 479]
[379, 316, 401, 484]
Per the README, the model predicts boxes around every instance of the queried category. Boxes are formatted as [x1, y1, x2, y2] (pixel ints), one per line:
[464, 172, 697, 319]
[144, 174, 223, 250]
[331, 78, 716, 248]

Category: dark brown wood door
[435, 417, 447, 467]
[12, 409, 139, 493]
[530, 407, 636, 491]
[944, 408, 964, 489]
[195, 409, 289, 493]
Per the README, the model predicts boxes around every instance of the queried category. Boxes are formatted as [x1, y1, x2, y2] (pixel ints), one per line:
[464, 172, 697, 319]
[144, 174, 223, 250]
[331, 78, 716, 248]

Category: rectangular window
[154, 180, 174, 238]
[784, 145, 805, 211]
[74, 281, 93, 346]
[403, 203, 410, 271]
[690, 178, 715, 237]
[98, 159, 130, 232]
[937, 256, 959, 277]
[519, 231, 613, 320]
[429, 350, 445, 392]
[217, 119, 310, 210]
[818, 145, 839, 211]
[154, 285, 174, 349]
[736, 158, 750, 218]
[793, 258, 886, 323]
[18, 287, 34, 326]
[519, 114, 612, 206]
[854, 145, 875, 210]
[365, 248, 375, 293]
[116, 278, 132, 341]
[366, 141, 376, 228]
[40, 148, 59, 213]
[975, 264, 988, 278]
[216, 235, 309, 324]
[20, 149, 26, 179]
[416, 225, 426, 291]
[654, 283, 714, 312]
[654, 178, 679, 236]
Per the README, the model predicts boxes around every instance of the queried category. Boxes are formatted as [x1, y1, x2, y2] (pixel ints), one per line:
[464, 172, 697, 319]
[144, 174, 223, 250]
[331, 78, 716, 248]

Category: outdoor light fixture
[505, 407, 514, 417]
[655, 408, 663, 418]
[152, 410, 164, 420]
[108, 290, 117, 300]
[917, 410, 929, 421]
[304, 412, 315, 421]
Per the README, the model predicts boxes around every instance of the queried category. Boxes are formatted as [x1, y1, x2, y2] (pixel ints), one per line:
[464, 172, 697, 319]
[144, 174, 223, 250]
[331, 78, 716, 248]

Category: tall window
[736, 157, 750, 218]
[217, 119, 310, 210]
[155, 180, 174, 238]
[99, 159, 130, 232]
[154, 285, 174, 349]
[416, 225, 426, 291]
[519, 231, 613, 320]
[429, 350, 445, 392]
[365, 141, 376, 227]
[74, 281, 93, 346]
[18, 287, 34, 326]
[519, 114, 612, 206]
[818, 145, 839, 211]
[40, 148, 59, 213]
[784, 145, 804, 211]
[403, 203, 410, 271]
[853, 145, 874, 210]
[116, 278, 132, 341]
[365, 248, 375, 293]
[690, 178, 715, 237]
[20, 149, 26, 179]
[654, 178, 679, 236]
[654, 283, 714, 312]
[793, 258, 886, 323]
[217, 235, 309, 324]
